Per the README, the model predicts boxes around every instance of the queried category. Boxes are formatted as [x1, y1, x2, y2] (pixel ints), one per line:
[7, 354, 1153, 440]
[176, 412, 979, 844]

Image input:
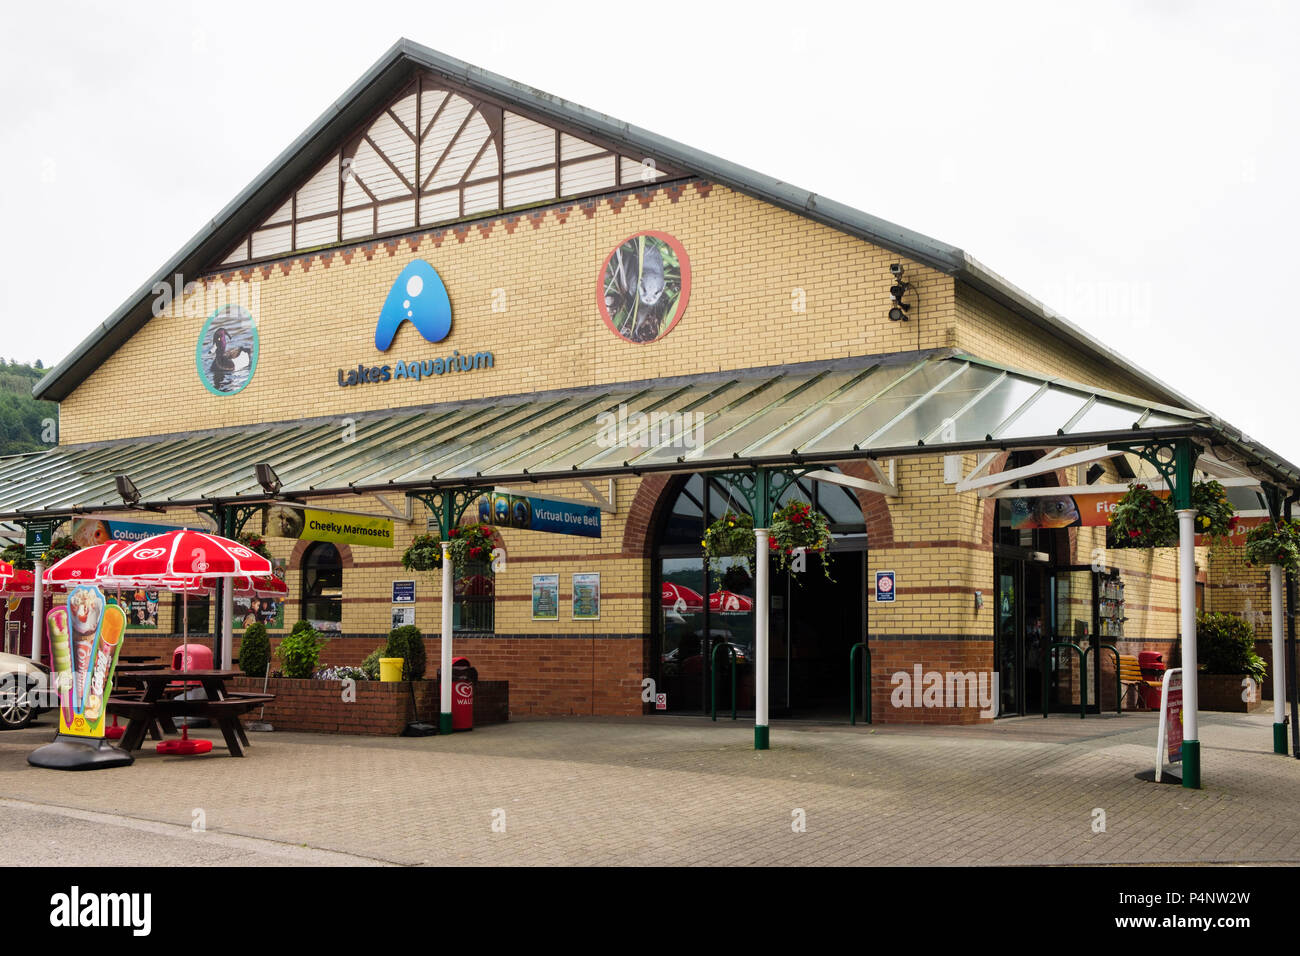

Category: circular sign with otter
[195, 304, 259, 396]
[598, 231, 690, 344]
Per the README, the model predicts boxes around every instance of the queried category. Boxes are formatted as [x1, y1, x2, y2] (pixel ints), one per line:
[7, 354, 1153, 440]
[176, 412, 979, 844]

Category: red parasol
[97, 529, 272, 580]
[709, 590, 754, 613]
[43, 542, 130, 585]
[661, 582, 704, 611]
[97, 531, 269, 756]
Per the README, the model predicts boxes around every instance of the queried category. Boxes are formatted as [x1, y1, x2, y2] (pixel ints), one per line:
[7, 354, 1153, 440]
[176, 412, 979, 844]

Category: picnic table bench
[105, 668, 273, 757]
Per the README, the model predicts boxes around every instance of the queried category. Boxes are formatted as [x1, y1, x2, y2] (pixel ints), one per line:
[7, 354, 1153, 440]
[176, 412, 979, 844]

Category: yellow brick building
[5, 39, 1297, 730]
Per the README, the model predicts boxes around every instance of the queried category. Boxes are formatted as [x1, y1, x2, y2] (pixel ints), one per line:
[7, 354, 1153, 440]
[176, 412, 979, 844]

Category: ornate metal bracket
[407, 487, 495, 536]
[1109, 438, 1200, 511]
[708, 466, 820, 525]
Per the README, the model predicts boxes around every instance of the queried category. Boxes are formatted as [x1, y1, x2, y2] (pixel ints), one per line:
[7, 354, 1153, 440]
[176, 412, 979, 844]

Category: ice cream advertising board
[48, 586, 127, 739]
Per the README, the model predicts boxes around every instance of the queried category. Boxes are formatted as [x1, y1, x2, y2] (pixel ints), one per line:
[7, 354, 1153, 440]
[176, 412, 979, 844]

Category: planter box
[227, 676, 509, 735]
[1198, 672, 1267, 713]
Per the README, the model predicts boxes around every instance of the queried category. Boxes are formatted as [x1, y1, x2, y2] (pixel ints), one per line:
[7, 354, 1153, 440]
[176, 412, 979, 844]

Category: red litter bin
[439, 657, 478, 731]
[1138, 651, 1165, 709]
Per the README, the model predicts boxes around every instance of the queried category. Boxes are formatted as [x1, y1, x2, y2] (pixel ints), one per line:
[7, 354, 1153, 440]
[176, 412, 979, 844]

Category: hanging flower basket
[402, 525, 497, 574]
[1244, 518, 1300, 574]
[1110, 480, 1237, 549]
[237, 532, 272, 560]
[1108, 483, 1177, 548]
[703, 512, 754, 577]
[40, 535, 79, 566]
[1190, 480, 1237, 541]
[770, 501, 834, 582]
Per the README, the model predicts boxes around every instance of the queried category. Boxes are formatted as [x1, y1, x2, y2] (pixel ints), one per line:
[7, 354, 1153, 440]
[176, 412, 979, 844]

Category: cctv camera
[889, 263, 903, 276]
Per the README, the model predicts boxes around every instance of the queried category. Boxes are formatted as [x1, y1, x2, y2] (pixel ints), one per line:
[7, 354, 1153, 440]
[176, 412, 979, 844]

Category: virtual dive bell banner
[476, 493, 601, 538]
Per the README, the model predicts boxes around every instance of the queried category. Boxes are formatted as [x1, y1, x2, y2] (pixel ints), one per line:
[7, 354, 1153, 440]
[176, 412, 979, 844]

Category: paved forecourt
[2, 712, 1297, 866]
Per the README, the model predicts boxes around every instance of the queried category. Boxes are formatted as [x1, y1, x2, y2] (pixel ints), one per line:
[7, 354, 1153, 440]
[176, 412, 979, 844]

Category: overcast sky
[1, 1, 1295, 459]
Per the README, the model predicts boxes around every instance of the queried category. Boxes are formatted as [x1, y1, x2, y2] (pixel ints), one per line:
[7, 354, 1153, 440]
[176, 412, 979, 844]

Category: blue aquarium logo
[374, 260, 452, 351]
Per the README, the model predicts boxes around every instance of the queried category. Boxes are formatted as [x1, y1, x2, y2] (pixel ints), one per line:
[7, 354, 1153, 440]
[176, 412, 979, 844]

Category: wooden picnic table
[107, 668, 272, 757]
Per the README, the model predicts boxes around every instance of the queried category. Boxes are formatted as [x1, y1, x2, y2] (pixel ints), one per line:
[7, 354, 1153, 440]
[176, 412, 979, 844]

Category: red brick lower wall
[132, 634, 647, 717]
[227, 677, 509, 735]
[870, 640, 996, 725]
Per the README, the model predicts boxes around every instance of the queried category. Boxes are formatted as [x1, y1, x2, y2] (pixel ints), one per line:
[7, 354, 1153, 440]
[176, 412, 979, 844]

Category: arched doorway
[651, 471, 869, 718]
[301, 542, 343, 634]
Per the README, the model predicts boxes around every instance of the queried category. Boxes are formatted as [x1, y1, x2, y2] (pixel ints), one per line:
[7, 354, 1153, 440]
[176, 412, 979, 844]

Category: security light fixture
[888, 264, 912, 321]
[255, 462, 282, 496]
[114, 474, 141, 506]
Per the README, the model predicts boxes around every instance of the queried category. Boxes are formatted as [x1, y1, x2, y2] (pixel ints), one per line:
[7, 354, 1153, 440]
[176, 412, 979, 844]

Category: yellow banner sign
[301, 508, 394, 549]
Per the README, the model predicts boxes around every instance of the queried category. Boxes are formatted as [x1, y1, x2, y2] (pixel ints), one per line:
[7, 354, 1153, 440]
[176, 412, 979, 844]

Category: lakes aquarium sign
[337, 259, 494, 388]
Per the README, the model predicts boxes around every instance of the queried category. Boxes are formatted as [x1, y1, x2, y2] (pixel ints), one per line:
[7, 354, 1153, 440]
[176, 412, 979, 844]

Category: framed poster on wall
[532, 574, 559, 621]
[572, 573, 600, 621]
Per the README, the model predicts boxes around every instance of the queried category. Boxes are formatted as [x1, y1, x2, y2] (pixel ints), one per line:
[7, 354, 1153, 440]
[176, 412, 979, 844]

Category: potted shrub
[385, 625, 427, 681]
[1196, 611, 1267, 712]
[360, 646, 386, 681]
[239, 622, 270, 678]
[276, 620, 328, 679]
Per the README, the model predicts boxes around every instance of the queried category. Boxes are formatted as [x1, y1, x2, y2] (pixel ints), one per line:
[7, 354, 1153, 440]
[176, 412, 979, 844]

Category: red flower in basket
[469, 546, 483, 558]
[449, 528, 459, 537]
[1128, 530, 1140, 539]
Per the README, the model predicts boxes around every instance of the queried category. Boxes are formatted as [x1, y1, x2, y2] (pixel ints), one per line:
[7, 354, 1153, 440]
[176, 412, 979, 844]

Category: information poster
[391, 606, 416, 629]
[532, 574, 559, 620]
[572, 573, 600, 621]
[234, 559, 286, 630]
[123, 587, 159, 630]
[49, 586, 127, 739]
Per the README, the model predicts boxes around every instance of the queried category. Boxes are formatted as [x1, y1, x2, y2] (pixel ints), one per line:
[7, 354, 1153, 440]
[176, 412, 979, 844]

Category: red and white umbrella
[709, 590, 754, 613]
[231, 574, 286, 598]
[0, 559, 14, 580]
[0, 569, 65, 597]
[43, 541, 130, 585]
[98, 529, 272, 580]
[96, 530, 269, 757]
[661, 582, 704, 611]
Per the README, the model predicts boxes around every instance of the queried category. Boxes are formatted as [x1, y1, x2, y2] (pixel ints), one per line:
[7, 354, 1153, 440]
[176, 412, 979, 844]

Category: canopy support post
[753, 467, 771, 751]
[31, 558, 44, 666]
[440, 540, 453, 735]
[1272, 564, 1287, 754]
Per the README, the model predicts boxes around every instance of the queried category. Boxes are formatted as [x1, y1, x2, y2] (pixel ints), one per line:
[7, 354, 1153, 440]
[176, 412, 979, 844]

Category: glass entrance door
[995, 558, 1020, 716]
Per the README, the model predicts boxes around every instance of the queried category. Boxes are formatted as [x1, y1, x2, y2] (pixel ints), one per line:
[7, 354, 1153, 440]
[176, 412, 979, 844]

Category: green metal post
[849, 642, 872, 725]
[711, 643, 737, 721]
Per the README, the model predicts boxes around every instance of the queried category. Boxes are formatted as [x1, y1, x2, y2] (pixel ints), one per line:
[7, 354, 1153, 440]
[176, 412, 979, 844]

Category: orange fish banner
[1005, 491, 1264, 545]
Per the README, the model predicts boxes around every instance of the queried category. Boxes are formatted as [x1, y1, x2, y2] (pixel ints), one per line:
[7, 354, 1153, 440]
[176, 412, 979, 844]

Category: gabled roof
[37, 38, 1201, 412]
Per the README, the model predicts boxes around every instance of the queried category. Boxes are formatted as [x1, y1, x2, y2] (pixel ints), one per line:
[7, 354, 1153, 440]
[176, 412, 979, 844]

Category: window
[454, 559, 495, 633]
[173, 594, 210, 635]
[301, 542, 343, 633]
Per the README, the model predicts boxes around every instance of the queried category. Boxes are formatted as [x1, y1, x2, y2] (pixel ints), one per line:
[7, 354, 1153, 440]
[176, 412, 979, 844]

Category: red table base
[105, 724, 125, 740]
[157, 738, 213, 755]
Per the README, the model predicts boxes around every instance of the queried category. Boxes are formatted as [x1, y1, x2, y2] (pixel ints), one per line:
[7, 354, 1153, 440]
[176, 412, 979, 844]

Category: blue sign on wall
[476, 493, 601, 538]
[875, 570, 896, 603]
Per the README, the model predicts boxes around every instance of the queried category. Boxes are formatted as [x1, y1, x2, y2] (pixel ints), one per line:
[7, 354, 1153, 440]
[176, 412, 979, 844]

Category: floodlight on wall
[114, 474, 141, 506]
[255, 462, 282, 496]
[888, 265, 912, 321]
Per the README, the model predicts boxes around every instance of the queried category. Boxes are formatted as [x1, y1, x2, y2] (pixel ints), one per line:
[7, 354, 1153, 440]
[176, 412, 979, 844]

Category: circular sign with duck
[195, 304, 259, 395]
[598, 231, 690, 344]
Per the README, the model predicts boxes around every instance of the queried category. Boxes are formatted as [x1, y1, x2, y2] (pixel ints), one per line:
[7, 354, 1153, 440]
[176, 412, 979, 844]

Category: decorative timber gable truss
[220, 72, 685, 266]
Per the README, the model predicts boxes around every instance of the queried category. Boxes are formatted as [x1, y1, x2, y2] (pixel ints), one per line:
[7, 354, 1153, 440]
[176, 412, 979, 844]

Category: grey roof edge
[954, 253, 1206, 412]
[28, 37, 1214, 420]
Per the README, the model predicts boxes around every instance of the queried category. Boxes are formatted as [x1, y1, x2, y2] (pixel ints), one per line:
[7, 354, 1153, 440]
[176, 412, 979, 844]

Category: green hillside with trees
[0, 360, 56, 456]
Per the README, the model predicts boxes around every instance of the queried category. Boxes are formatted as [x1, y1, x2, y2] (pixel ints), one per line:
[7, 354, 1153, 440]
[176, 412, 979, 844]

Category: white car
[0, 651, 49, 730]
